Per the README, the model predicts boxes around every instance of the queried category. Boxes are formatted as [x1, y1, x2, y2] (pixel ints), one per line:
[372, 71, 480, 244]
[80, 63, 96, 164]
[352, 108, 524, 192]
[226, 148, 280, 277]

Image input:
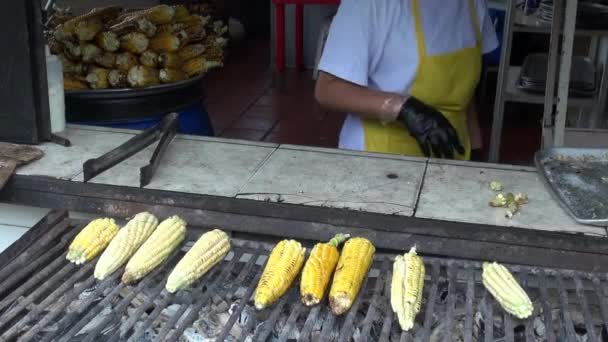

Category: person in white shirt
[316, 0, 499, 159]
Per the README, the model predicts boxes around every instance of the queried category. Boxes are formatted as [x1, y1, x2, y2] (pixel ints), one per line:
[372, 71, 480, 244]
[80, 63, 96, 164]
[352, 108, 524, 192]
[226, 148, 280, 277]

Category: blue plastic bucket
[74, 103, 215, 136]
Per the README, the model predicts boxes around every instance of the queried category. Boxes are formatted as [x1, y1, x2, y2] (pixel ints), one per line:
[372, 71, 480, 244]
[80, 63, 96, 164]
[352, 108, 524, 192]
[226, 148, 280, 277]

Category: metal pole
[541, 0, 563, 148]
[553, 0, 578, 146]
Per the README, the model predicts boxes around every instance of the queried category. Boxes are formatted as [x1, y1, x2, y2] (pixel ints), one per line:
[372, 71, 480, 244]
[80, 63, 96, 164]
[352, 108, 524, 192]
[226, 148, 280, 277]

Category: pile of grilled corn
[48, 5, 227, 90]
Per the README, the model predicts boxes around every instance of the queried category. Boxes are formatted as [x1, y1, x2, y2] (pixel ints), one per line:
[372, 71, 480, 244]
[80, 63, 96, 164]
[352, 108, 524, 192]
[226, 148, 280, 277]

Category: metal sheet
[535, 147, 608, 226]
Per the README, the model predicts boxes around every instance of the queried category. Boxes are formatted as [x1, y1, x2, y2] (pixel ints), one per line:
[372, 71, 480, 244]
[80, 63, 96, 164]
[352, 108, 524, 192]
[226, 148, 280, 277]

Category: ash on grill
[1, 215, 608, 342]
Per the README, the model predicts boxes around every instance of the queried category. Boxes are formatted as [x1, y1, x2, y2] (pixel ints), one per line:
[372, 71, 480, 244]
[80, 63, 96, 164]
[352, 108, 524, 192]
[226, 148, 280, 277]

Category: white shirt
[318, 0, 499, 151]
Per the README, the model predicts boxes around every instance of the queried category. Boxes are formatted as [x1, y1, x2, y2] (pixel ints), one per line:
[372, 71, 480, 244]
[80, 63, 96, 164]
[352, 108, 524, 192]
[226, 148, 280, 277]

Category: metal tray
[535, 147, 608, 226]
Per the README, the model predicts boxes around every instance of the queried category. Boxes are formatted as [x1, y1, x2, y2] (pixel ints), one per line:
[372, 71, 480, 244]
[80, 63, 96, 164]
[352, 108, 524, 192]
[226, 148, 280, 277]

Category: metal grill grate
[1, 217, 608, 341]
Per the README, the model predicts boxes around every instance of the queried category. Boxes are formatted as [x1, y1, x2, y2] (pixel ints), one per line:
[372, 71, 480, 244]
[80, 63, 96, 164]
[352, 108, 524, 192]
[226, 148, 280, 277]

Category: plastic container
[45, 45, 66, 133]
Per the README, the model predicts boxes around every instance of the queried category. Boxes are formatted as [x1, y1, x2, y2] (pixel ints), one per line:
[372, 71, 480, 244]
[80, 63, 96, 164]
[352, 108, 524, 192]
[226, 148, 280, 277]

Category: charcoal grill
[1, 210, 608, 341]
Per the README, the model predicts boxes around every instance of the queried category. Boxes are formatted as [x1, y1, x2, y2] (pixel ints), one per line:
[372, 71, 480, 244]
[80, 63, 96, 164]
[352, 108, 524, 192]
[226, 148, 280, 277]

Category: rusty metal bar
[463, 266, 475, 342]
[378, 270, 394, 342]
[319, 307, 336, 341]
[277, 302, 304, 342]
[254, 289, 293, 341]
[445, 263, 457, 342]
[520, 272, 535, 342]
[504, 312, 514, 342]
[556, 274, 577, 340]
[298, 305, 320, 342]
[574, 275, 600, 342]
[359, 261, 389, 342]
[420, 261, 440, 341]
[338, 274, 371, 341]
[538, 270, 557, 342]
[483, 291, 493, 341]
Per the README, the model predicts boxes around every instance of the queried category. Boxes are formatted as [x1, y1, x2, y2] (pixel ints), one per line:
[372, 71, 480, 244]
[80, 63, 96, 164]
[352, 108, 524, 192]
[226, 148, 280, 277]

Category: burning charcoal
[182, 327, 206, 341]
[77, 306, 112, 335]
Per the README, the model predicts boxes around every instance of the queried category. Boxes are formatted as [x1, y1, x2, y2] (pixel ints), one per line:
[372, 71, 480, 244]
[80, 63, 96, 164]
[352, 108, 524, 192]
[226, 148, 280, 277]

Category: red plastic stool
[272, 0, 340, 78]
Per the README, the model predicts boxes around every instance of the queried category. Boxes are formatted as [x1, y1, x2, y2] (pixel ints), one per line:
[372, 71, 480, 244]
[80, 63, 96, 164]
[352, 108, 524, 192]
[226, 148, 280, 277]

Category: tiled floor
[204, 38, 540, 165]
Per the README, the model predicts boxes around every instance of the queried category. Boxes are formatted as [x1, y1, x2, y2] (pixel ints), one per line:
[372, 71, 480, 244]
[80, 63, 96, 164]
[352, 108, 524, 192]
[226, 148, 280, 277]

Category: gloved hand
[397, 96, 465, 159]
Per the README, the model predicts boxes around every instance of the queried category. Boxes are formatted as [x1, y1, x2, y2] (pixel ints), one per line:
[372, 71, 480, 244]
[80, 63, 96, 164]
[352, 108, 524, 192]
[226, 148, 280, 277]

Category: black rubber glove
[397, 96, 465, 159]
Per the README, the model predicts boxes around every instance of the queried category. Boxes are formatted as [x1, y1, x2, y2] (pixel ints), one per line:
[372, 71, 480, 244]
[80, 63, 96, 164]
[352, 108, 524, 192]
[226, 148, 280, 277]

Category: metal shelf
[512, 11, 608, 36]
[504, 66, 598, 108]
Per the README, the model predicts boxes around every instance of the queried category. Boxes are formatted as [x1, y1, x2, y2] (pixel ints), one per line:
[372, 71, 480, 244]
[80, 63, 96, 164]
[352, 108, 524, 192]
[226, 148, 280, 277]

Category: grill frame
[2, 175, 608, 272]
[0, 214, 608, 341]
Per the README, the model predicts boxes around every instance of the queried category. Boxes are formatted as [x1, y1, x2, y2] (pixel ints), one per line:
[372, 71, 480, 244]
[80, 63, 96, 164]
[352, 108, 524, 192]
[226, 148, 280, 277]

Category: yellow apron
[362, 0, 482, 160]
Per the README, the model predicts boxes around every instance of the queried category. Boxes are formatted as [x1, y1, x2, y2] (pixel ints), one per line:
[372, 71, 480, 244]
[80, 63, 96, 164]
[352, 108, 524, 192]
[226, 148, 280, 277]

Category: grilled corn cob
[63, 41, 82, 61]
[95, 32, 120, 52]
[482, 262, 533, 319]
[86, 67, 110, 89]
[64, 75, 89, 90]
[115, 52, 138, 71]
[182, 57, 222, 77]
[178, 44, 205, 60]
[122, 215, 187, 284]
[127, 65, 160, 88]
[94, 212, 159, 280]
[329, 237, 375, 315]
[391, 247, 425, 331]
[62, 6, 122, 32]
[159, 68, 187, 83]
[173, 5, 190, 22]
[120, 32, 149, 54]
[59, 56, 86, 75]
[143, 5, 175, 25]
[95, 52, 117, 68]
[108, 69, 127, 88]
[81, 43, 102, 63]
[139, 51, 159, 67]
[67, 218, 119, 265]
[158, 52, 182, 68]
[165, 229, 230, 293]
[74, 19, 103, 41]
[149, 32, 181, 53]
[136, 18, 157, 38]
[157, 23, 186, 34]
[300, 234, 350, 306]
[254, 240, 306, 310]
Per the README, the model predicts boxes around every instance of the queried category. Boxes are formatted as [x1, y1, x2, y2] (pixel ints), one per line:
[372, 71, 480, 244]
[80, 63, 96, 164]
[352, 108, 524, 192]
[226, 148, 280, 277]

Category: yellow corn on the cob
[63, 41, 82, 61]
[182, 57, 222, 77]
[255, 240, 306, 310]
[157, 23, 186, 34]
[94, 212, 159, 280]
[62, 6, 122, 32]
[178, 44, 205, 60]
[391, 247, 425, 331]
[108, 69, 127, 88]
[95, 32, 120, 52]
[67, 218, 119, 265]
[86, 67, 110, 89]
[75, 19, 104, 41]
[482, 262, 533, 319]
[122, 215, 187, 284]
[300, 234, 350, 306]
[136, 18, 157, 38]
[139, 51, 159, 68]
[166, 229, 230, 293]
[159, 68, 187, 83]
[115, 52, 139, 72]
[143, 5, 175, 25]
[120, 32, 149, 54]
[59, 56, 86, 75]
[127, 65, 160, 88]
[95, 52, 117, 69]
[329, 237, 375, 315]
[173, 5, 190, 22]
[158, 52, 182, 68]
[64, 75, 89, 90]
[149, 32, 181, 53]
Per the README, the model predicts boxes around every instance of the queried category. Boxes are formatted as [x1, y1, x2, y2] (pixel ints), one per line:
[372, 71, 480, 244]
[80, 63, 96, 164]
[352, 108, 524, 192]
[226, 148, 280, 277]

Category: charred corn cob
[63, 41, 82, 61]
[254, 240, 306, 310]
[94, 212, 159, 280]
[74, 19, 103, 41]
[136, 18, 157, 38]
[173, 5, 190, 22]
[482, 262, 533, 319]
[81, 43, 102, 63]
[53, 25, 74, 43]
[159, 68, 187, 83]
[143, 5, 175, 25]
[108, 69, 127, 88]
[115, 52, 138, 71]
[95, 52, 117, 68]
[329, 237, 375, 315]
[391, 247, 425, 331]
[182, 57, 222, 77]
[165, 229, 230, 293]
[139, 51, 159, 67]
[95, 32, 120, 52]
[67, 218, 119, 265]
[122, 215, 187, 284]
[149, 32, 181, 52]
[157, 23, 186, 34]
[59, 56, 86, 75]
[120, 32, 149, 54]
[86, 67, 110, 89]
[300, 234, 350, 306]
[178, 44, 205, 60]
[127, 65, 160, 88]
[158, 52, 182, 68]
[64, 75, 89, 90]
[184, 24, 205, 42]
